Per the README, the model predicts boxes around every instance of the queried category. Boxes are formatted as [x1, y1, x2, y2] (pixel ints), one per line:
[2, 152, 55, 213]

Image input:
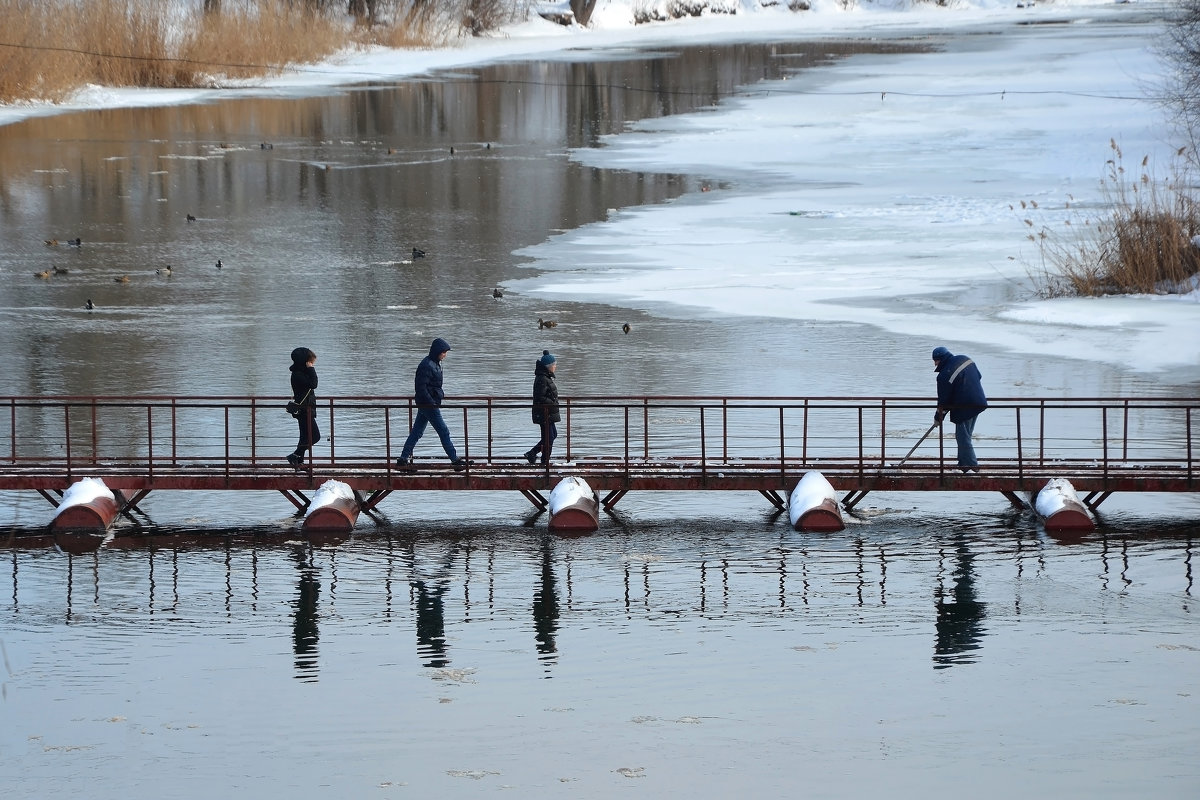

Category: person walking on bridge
[524, 350, 560, 466]
[932, 346, 987, 472]
[396, 337, 469, 472]
[287, 347, 320, 468]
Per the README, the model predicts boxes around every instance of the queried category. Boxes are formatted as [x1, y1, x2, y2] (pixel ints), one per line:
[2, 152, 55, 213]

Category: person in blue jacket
[396, 338, 469, 472]
[932, 346, 987, 472]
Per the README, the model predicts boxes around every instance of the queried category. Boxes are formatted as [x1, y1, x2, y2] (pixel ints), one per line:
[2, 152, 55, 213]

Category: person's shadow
[413, 577, 450, 668]
[532, 534, 561, 670]
[292, 545, 321, 681]
[933, 534, 987, 669]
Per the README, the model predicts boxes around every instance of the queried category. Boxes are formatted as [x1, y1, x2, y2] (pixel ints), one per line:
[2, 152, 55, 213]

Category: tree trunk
[571, 0, 597, 27]
[203, 0, 221, 16]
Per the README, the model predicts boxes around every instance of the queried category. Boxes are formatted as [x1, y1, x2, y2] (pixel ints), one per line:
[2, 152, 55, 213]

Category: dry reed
[0, 0, 500, 105]
[1024, 140, 1200, 297]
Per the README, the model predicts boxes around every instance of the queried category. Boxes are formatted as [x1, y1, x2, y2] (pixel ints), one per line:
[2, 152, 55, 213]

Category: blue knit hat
[539, 350, 556, 366]
[931, 346, 951, 368]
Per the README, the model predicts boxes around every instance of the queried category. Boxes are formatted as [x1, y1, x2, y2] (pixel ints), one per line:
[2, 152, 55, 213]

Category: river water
[0, 24, 1197, 799]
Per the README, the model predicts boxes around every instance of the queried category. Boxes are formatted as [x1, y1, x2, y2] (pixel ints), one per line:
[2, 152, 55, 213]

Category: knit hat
[539, 350, 556, 366]
[931, 346, 951, 369]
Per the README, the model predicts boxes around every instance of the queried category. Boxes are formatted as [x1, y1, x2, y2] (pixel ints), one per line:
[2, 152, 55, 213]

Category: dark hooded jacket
[289, 348, 318, 407]
[532, 361, 560, 425]
[935, 352, 987, 423]
[414, 337, 451, 407]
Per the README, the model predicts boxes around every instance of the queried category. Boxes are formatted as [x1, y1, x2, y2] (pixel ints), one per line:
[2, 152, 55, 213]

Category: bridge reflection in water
[0, 394, 1195, 522]
[7, 523, 1194, 679]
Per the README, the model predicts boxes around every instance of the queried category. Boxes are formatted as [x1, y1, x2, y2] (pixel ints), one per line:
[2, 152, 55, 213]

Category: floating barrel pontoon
[50, 477, 119, 532]
[1035, 478, 1095, 534]
[788, 471, 845, 532]
[548, 477, 599, 533]
[302, 480, 360, 533]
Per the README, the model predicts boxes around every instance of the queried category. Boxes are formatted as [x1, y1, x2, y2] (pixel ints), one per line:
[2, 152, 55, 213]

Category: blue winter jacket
[413, 338, 451, 407]
[935, 353, 987, 423]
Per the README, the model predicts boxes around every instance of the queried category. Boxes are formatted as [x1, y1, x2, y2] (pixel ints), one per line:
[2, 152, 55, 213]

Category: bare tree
[1161, 0, 1200, 161]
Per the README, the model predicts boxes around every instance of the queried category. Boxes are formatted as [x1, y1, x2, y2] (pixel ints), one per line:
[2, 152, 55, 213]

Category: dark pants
[401, 406, 458, 461]
[529, 421, 558, 464]
[294, 408, 320, 456]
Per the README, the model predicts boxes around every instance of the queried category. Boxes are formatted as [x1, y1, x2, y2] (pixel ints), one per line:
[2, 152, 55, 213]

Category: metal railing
[0, 395, 1195, 484]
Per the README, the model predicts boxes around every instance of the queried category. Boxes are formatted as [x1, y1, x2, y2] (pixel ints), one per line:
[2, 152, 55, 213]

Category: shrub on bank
[1022, 140, 1200, 297]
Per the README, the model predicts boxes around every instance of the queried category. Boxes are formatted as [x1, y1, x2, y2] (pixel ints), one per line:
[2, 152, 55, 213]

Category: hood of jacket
[428, 337, 452, 358]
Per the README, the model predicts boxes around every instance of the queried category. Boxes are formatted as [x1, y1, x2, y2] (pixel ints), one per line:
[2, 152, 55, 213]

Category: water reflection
[292, 545, 321, 682]
[532, 534, 560, 667]
[4, 523, 1198, 677]
[933, 534, 987, 670]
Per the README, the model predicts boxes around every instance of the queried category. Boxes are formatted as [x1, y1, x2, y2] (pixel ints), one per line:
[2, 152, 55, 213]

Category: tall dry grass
[0, 0, 529, 105]
[1023, 140, 1200, 297]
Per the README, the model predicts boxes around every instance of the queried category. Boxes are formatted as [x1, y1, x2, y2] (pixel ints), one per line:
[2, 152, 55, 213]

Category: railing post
[878, 398, 886, 468]
[624, 405, 630, 479]
[7, 398, 14, 465]
[224, 405, 231, 479]
[1188, 406, 1194, 482]
[565, 399, 571, 462]
[385, 406, 393, 473]
[1101, 406, 1109, 481]
[147, 405, 154, 480]
[1015, 406, 1023, 483]
[250, 397, 257, 465]
[171, 398, 178, 466]
[1122, 399, 1129, 462]
[328, 399, 335, 466]
[486, 398, 493, 464]
[64, 404, 72, 480]
[802, 399, 809, 464]
[643, 398, 649, 460]
[461, 406, 470, 465]
[1039, 400, 1046, 468]
[857, 405, 864, 481]
[700, 405, 707, 481]
[778, 405, 785, 482]
[90, 397, 97, 465]
[722, 398, 728, 462]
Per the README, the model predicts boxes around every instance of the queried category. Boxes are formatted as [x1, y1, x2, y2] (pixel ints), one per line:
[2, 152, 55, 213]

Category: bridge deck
[0, 394, 1195, 516]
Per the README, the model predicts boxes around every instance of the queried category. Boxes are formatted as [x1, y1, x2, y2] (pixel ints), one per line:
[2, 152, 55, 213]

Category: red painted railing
[0, 395, 1195, 487]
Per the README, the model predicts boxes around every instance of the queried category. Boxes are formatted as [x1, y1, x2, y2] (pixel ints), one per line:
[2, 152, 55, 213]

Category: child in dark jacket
[525, 351, 560, 466]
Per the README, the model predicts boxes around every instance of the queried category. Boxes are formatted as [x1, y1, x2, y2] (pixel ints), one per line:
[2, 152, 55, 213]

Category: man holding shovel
[932, 346, 988, 472]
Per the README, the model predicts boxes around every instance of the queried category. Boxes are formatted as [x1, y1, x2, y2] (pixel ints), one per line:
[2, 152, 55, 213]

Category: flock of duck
[37, 223, 632, 333]
[37, 233, 224, 311]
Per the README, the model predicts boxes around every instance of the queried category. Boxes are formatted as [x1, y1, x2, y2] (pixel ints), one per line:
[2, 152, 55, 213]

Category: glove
[934, 409, 946, 424]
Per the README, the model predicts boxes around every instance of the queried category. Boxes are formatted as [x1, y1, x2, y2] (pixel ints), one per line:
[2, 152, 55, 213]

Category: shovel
[885, 420, 940, 473]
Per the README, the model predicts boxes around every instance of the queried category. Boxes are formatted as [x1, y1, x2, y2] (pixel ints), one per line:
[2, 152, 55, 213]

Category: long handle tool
[891, 421, 940, 470]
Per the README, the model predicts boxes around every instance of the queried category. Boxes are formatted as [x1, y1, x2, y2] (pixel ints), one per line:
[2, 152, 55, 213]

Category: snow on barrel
[51, 477, 119, 532]
[788, 471, 845, 532]
[302, 479, 360, 533]
[1035, 477, 1095, 534]
[548, 476, 599, 533]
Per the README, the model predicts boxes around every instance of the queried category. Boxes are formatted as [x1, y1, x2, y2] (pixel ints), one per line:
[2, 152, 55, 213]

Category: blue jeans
[400, 406, 457, 461]
[955, 415, 978, 468]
